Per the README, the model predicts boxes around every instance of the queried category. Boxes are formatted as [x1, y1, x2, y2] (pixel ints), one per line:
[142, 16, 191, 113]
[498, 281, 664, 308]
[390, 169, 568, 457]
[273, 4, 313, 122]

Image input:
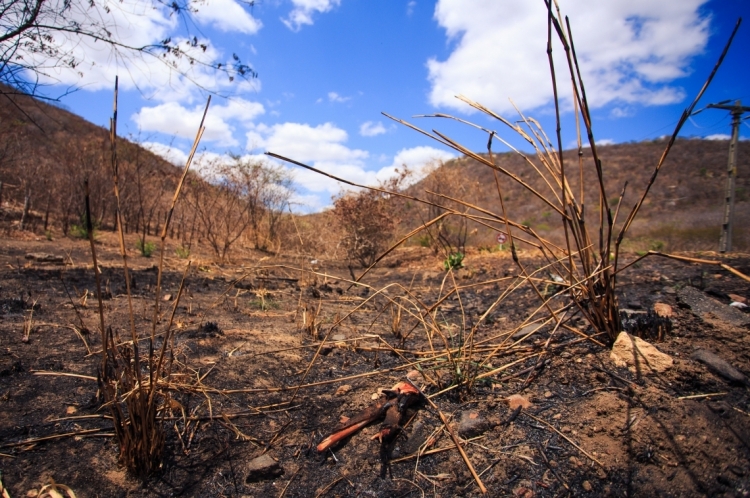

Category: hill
[399, 137, 749, 253]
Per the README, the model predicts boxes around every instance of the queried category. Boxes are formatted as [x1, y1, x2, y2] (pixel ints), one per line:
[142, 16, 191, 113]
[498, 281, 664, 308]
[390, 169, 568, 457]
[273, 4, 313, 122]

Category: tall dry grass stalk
[88, 77, 210, 477]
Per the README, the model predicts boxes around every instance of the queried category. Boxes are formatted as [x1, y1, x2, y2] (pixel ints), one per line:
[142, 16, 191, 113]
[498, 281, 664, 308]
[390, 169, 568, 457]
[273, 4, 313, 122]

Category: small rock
[653, 302, 672, 318]
[245, 454, 283, 483]
[552, 413, 561, 420]
[512, 323, 544, 340]
[678, 286, 750, 328]
[331, 334, 346, 342]
[543, 391, 554, 399]
[66, 406, 77, 415]
[610, 332, 673, 374]
[582, 480, 592, 492]
[335, 384, 352, 396]
[728, 465, 746, 477]
[401, 422, 430, 454]
[505, 394, 532, 410]
[406, 370, 423, 383]
[569, 456, 580, 467]
[512, 483, 534, 498]
[691, 349, 748, 385]
[458, 410, 491, 438]
[728, 293, 747, 304]
[162, 293, 172, 301]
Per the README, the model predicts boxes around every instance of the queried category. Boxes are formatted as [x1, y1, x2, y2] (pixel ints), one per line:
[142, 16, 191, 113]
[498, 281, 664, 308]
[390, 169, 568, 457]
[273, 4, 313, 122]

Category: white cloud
[328, 92, 351, 103]
[282, 0, 341, 31]
[704, 134, 730, 140]
[359, 121, 387, 137]
[245, 123, 457, 211]
[378, 146, 456, 184]
[191, 0, 262, 34]
[133, 98, 265, 146]
[407, 1, 416, 16]
[142, 142, 189, 166]
[247, 122, 371, 201]
[428, 0, 710, 115]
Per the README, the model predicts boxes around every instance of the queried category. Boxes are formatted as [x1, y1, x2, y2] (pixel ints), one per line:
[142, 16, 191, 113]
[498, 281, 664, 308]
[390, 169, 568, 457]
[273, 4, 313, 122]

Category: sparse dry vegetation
[0, 5, 749, 498]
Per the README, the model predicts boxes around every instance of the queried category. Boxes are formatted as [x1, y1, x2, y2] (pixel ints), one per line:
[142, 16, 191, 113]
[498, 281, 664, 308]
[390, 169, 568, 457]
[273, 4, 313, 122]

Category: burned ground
[0, 233, 749, 497]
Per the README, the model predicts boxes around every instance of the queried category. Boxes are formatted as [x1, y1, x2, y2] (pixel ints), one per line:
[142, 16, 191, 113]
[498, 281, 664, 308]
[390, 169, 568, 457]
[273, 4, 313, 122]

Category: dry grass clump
[87, 79, 209, 477]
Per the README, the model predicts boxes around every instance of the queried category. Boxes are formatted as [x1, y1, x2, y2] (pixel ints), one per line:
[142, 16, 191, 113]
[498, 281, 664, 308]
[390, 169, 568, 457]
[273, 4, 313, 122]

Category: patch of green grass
[443, 252, 464, 270]
[175, 246, 190, 259]
[136, 239, 156, 257]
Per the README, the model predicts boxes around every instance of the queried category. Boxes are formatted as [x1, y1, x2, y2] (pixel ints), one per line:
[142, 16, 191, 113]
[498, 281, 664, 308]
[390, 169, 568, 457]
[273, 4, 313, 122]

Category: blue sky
[34, 0, 750, 212]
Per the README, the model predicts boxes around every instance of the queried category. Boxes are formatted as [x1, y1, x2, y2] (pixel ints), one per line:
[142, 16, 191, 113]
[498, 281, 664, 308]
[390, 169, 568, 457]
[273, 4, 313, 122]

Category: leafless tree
[183, 156, 293, 262]
[0, 0, 256, 98]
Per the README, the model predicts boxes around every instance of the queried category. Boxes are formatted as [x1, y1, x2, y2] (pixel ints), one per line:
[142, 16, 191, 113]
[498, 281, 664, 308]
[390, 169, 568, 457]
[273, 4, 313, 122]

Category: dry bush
[332, 168, 410, 268]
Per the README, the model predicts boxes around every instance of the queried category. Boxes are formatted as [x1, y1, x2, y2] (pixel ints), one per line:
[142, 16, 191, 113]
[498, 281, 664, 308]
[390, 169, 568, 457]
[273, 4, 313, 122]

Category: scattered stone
[653, 303, 672, 318]
[505, 394, 532, 410]
[335, 384, 352, 396]
[458, 410, 491, 438]
[544, 391, 554, 399]
[162, 293, 172, 301]
[406, 370, 423, 383]
[728, 294, 747, 304]
[245, 454, 283, 483]
[582, 480, 593, 492]
[512, 323, 544, 340]
[730, 301, 748, 309]
[677, 286, 750, 328]
[691, 349, 749, 385]
[610, 332, 673, 374]
[569, 456, 581, 467]
[401, 422, 430, 454]
[24, 253, 64, 264]
[728, 465, 746, 477]
[331, 334, 346, 342]
[512, 482, 534, 498]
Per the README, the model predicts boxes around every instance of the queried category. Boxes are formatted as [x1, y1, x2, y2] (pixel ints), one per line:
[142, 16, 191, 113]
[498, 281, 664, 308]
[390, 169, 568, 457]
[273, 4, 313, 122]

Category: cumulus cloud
[282, 0, 341, 31]
[142, 142, 189, 166]
[428, 0, 710, 115]
[377, 146, 456, 184]
[359, 121, 387, 137]
[704, 134, 730, 140]
[191, 0, 262, 34]
[328, 92, 351, 103]
[246, 122, 371, 202]
[133, 98, 265, 146]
